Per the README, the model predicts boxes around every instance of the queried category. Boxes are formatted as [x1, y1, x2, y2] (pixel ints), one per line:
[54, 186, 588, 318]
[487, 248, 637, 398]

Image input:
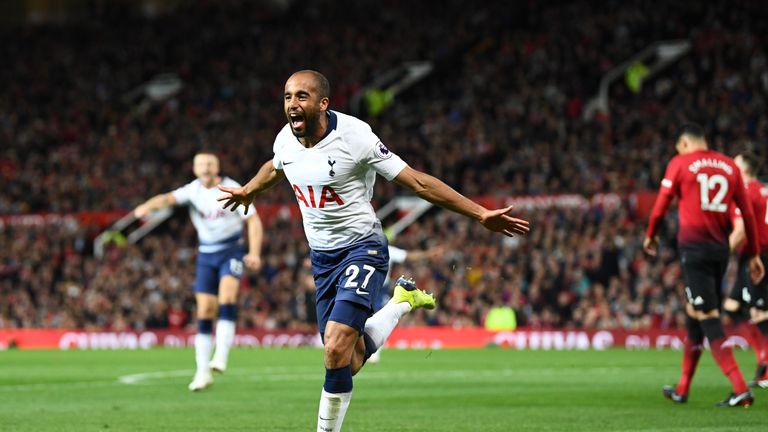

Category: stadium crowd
[2, 0, 767, 330]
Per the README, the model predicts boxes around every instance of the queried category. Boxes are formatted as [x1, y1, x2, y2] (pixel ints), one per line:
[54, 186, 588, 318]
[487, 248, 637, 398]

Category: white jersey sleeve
[388, 246, 408, 264]
[346, 123, 407, 181]
[171, 182, 194, 205]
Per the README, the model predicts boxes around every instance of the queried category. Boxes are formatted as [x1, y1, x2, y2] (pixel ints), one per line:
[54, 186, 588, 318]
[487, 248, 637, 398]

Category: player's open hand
[749, 255, 765, 284]
[217, 185, 252, 214]
[643, 236, 658, 256]
[479, 205, 530, 237]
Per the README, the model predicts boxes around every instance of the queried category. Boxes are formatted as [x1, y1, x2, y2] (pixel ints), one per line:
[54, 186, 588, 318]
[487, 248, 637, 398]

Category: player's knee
[323, 340, 352, 368]
[196, 300, 218, 319]
[689, 308, 718, 321]
[723, 299, 740, 313]
[218, 276, 239, 303]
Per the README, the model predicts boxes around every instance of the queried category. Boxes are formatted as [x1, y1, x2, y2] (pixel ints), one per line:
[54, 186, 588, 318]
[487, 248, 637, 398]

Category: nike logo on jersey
[283, 161, 294, 165]
[356, 288, 369, 296]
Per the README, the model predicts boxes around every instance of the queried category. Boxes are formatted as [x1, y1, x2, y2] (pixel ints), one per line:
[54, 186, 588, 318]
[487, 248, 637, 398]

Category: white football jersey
[172, 176, 255, 253]
[273, 110, 407, 250]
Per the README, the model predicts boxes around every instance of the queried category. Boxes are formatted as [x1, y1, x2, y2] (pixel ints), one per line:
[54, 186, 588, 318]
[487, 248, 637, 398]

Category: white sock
[194, 333, 214, 374]
[363, 301, 411, 349]
[212, 319, 236, 366]
[317, 389, 352, 432]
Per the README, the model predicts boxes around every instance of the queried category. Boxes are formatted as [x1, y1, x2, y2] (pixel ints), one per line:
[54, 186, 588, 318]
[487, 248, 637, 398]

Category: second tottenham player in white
[218, 70, 529, 431]
[135, 151, 263, 391]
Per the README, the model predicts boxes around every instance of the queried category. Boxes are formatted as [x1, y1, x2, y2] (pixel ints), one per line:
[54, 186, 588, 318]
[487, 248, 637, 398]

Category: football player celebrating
[218, 70, 529, 431]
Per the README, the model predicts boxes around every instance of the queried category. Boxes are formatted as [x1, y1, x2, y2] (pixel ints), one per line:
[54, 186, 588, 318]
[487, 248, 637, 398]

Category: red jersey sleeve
[732, 174, 760, 256]
[646, 157, 679, 238]
[730, 202, 742, 223]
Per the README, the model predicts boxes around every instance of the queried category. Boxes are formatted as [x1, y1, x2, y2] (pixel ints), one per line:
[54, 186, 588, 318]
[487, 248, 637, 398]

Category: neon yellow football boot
[391, 276, 436, 310]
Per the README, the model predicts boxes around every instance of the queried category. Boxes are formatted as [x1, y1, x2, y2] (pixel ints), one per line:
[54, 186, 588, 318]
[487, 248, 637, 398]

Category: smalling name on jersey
[688, 158, 733, 175]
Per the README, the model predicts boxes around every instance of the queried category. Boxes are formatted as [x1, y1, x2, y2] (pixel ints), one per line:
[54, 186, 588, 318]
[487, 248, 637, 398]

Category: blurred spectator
[2, 0, 767, 330]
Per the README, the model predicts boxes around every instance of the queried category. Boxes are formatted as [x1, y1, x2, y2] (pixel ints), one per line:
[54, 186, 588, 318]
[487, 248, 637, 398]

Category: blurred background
[2, 0, 767, 335]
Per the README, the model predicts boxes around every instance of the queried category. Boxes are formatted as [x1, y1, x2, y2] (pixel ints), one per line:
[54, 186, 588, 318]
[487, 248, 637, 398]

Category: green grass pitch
[1, 348, 767, 431]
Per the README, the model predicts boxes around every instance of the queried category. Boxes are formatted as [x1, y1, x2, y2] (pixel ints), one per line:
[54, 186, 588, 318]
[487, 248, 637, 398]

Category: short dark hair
[294, 70, 331, 99]
[195, 149, 218, 158]
[677, 123, 706, 140]
[738, 151, 762, 176]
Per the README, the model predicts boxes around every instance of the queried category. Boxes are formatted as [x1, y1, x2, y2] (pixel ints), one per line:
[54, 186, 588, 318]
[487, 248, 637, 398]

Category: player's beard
[290, 110, 320, 139]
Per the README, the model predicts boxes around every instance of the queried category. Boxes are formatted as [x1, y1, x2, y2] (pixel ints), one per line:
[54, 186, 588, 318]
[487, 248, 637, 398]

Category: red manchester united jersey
[730, 179, 768, 255]
[646, 149, 760, 255]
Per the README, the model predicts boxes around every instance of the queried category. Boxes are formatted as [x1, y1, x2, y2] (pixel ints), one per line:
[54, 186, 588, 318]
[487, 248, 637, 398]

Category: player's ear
[319, 97, 329, 111]
[675, 137, 686, 154]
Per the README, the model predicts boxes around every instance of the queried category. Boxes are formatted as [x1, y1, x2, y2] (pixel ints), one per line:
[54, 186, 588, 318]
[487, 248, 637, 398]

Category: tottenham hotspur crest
[328, 157, 336, 177]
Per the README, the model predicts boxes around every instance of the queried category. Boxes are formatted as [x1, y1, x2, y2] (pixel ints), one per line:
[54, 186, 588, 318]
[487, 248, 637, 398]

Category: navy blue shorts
[193, 246, 246, 295]
[311, 233, 389, 336]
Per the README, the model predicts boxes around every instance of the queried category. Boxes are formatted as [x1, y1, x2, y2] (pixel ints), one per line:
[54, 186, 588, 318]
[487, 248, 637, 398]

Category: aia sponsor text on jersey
[197, 209, 227, 220]
[293, 184, 344, 208]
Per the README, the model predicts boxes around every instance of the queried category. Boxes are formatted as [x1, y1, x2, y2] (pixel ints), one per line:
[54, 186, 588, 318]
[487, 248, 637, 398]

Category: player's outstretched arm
[393, 166, 529, 237]
[218, 159, 285, 214]
[134, 193, 176, 218]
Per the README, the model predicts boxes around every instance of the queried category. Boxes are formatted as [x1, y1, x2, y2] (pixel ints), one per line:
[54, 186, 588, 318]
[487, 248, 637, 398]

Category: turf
[0, 348, 766, 431]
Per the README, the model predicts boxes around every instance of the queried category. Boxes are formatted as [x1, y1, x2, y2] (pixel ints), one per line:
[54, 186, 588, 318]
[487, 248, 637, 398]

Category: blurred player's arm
[134, 193, 177, 218]
[404, 245, 445, 262]
[732, 176, 765, 283]
[218, 160, 285, 214]
[643, 192, 674, 256]
[644, 162, 678, 256]
[393, 166, 529, 237]
[729, 215, 746, 252]
[244, 212, 264, 270]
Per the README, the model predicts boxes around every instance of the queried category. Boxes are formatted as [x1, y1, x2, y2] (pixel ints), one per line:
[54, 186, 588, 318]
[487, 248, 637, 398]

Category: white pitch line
[117, 369, 192, 385]
[116, 366, 311, 385]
